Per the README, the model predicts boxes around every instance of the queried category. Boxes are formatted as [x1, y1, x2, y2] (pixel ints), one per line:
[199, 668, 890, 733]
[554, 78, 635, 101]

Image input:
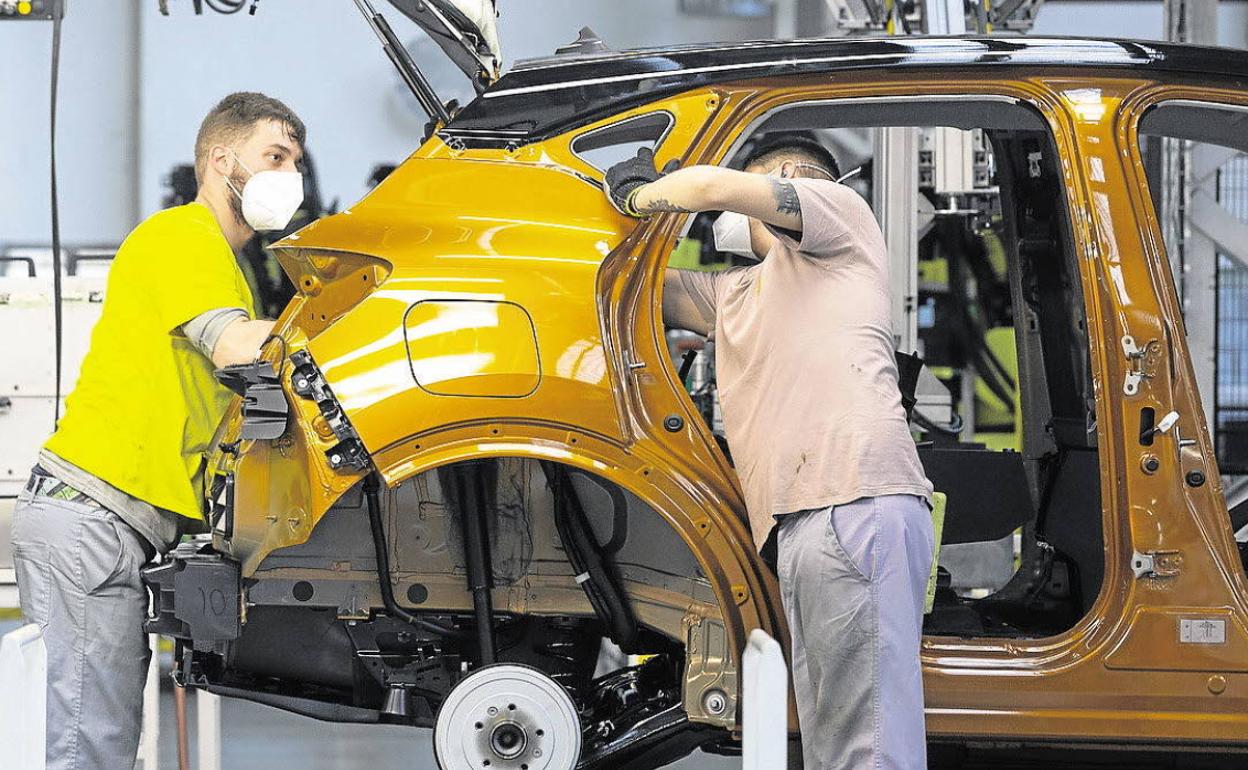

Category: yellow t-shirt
[45, 202, 255, 521]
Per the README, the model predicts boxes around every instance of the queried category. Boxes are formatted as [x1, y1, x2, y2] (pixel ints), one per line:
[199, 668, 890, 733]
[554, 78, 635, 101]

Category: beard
[225, 168, 250, 228]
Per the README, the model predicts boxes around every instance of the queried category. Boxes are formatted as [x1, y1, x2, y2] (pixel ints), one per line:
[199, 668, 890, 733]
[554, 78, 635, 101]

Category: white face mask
[712, 210, 757, 260]
[223, 149, 305, 232]
[711, 169, 791, 261]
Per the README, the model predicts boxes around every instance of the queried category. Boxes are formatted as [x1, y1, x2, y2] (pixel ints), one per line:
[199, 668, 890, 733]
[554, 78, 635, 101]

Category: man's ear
[778, 159, 798, 180]
[208, 145, 234, 178]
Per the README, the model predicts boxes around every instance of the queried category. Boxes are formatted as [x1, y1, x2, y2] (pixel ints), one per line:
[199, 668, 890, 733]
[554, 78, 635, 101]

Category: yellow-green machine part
[925, 491, 948, 615]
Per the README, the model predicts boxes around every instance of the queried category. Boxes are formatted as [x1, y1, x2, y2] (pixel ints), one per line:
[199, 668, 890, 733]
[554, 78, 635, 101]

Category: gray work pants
[10, 481, 153, 770]
[776, 494, 934, 770]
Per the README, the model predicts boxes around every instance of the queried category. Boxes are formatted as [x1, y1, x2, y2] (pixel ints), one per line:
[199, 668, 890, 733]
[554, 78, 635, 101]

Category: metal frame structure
[875, 127, 922, 353]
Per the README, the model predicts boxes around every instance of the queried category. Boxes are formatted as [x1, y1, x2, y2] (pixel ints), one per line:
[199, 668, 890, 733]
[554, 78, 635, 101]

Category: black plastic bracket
[289, 350, 372, 472]
[214, 361, 288, 440]
[327, 438, 371, 471]
[143, 539, 242, 645]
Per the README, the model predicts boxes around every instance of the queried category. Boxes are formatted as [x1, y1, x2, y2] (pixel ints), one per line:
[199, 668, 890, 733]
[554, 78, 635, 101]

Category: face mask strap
[225, 147, 256, 177]
[791, 162, 837, 181]
[769, 162, 837, 182]
[222, 176, 244, 201]
[835, 166, 863, 184]
[220, 147, 256, 200]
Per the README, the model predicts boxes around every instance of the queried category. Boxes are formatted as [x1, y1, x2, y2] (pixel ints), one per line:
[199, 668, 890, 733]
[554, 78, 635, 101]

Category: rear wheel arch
[367, 424, 786, 726]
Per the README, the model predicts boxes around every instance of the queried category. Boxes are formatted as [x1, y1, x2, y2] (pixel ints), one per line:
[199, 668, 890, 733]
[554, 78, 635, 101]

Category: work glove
[603, 147, 679, 218]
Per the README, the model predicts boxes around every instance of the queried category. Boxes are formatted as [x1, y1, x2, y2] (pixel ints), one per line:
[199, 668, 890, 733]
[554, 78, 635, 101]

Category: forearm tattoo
[772, 180, 801, 216]
[637, 195, 693, 215]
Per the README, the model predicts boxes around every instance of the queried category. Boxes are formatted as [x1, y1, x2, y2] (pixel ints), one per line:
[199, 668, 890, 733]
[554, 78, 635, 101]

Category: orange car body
[152, 37, 1248, 763]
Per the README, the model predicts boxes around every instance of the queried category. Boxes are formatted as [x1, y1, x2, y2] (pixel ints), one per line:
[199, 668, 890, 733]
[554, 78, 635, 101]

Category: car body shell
[201, 36, 1248, 750]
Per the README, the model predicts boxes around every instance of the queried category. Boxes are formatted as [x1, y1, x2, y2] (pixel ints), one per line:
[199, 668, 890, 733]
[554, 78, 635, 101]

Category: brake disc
[434, 663, 582, 770]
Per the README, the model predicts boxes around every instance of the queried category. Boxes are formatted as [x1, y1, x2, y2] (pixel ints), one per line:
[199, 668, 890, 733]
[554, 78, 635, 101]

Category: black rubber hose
[540, 462, 639, 651]
[364, 473, 463, 639]
[444, 462, 498, 665]
[678, 349, 697, 384]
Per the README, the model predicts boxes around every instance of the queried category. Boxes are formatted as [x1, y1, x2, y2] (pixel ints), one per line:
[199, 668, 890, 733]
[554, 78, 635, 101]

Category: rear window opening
[659, 96, 1103, 640]
[570, 111, 674, 172]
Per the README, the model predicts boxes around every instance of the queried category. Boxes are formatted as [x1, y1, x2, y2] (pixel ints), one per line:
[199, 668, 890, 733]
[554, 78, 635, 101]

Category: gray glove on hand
[603, 147, 678, 218]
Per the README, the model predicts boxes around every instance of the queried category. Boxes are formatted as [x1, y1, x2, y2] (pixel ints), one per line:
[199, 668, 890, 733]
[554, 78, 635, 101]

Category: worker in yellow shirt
[10, 92, 306, 770]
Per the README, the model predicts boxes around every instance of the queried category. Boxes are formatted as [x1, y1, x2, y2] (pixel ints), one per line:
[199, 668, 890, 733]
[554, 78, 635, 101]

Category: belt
[26, 465, 103, 509]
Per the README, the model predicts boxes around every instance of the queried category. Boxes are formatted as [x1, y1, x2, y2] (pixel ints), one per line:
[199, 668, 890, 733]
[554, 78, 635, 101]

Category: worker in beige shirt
[603, 135, 935, 770]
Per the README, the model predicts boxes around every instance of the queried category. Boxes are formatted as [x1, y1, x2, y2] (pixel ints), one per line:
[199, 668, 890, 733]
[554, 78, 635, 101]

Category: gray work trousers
[11, 481, 153, 770]
[776, 494, 934, 770]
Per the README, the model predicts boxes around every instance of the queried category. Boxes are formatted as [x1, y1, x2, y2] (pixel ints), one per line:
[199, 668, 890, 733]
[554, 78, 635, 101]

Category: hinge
[1132, 549, 1181, 579]
[1121, 335, 1161, 396]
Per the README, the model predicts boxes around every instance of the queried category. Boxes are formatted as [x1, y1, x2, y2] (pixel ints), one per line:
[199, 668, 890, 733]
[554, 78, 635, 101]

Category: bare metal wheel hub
[434, 664, 581, 770]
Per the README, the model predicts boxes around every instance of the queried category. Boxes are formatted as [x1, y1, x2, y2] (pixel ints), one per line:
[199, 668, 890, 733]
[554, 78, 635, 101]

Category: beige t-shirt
[665, 177, 933, 552]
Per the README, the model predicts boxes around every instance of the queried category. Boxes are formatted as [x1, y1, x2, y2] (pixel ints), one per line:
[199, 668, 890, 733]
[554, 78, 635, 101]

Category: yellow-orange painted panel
[403, 299, 541, 397]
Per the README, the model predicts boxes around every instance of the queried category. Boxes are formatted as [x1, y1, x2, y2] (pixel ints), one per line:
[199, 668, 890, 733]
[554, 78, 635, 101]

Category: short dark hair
[743, 132, 841, 181]
[194, 92, 306, 183]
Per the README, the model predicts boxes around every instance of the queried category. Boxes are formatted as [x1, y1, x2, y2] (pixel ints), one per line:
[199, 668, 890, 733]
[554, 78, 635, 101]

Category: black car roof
[440, 36, 1248, 148]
